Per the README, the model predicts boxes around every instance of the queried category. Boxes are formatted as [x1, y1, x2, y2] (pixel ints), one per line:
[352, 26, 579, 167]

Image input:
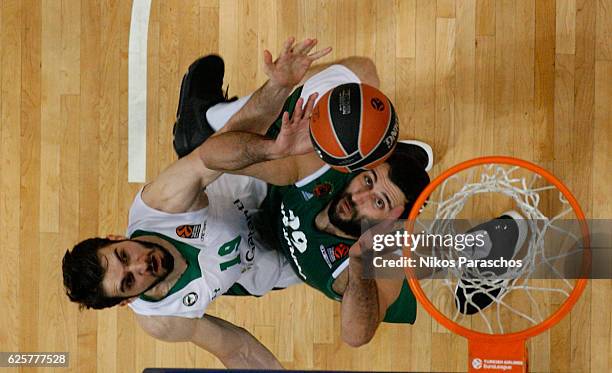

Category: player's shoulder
[127, 187, 155, 230]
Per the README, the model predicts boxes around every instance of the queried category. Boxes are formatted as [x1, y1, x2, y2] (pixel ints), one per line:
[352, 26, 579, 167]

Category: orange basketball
[309, 83, 399, 173]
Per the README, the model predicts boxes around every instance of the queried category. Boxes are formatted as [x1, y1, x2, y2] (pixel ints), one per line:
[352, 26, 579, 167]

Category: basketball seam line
[357, 84, 365, 158]
[362, 96, 393, 160]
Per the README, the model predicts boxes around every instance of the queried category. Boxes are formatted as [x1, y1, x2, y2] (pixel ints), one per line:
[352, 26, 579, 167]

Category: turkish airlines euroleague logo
[313, 182, 332, 198]
[176, 224, 202, 239]
[333, 243, 350, 259]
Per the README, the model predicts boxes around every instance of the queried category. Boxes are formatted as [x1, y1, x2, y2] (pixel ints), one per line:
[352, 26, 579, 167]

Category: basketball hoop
[404, 156, 590, 373]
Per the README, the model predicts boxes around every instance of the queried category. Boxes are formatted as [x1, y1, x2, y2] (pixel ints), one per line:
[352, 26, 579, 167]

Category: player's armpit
[135, 314, 283, 369]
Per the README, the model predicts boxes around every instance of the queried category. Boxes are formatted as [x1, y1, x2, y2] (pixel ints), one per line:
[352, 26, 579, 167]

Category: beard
[135, 239, 175, 293]
[327, 193, 363, 238]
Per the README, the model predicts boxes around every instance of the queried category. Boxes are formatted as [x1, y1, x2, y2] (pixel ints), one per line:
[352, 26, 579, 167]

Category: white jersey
[127, 174, 301, 318]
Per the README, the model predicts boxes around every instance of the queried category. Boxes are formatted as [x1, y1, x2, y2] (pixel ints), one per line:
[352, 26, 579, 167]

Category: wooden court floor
[0, 0, 610, 372]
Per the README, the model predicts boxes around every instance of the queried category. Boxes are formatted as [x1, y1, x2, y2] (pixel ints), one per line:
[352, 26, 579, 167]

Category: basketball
[309, 83, 399, 173]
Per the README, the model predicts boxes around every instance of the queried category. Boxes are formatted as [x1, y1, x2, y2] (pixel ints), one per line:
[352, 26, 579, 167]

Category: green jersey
[264, 166, 355, 298]
[263, 166, 417, 324]
[261, 84, 417, 324]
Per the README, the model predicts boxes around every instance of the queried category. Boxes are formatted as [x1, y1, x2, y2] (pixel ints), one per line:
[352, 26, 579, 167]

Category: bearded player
[175, 40, 432, 347]
[62, 38, 334, 368]
[183, 40, 525, 347]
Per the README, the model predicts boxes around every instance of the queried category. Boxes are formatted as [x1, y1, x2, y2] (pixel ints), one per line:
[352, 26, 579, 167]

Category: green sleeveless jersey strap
[381, 280, 417, 324]
[265, 85, 304, 139]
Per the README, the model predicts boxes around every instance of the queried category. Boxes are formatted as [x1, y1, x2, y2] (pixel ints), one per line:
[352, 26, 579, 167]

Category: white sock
[205, 94, 252, 131]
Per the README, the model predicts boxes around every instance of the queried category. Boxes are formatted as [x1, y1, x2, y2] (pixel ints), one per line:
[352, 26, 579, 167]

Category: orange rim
[404, 156, 591, 343]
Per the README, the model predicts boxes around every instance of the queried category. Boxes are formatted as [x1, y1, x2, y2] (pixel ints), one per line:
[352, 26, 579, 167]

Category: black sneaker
[454, 210, 528, 315]
[173, 55, 237, 158]
[395, 140, 433, 171]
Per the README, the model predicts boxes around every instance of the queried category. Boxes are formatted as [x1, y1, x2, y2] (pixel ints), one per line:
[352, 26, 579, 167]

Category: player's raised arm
[142, 38, 330, 213]
[197, 93, 321, 186]
[219, 37, 331, 135]
[341, 207, 405, 347]
[136, 314, 283, 369]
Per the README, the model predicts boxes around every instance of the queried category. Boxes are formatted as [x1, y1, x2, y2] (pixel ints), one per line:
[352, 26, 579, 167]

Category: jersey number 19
[218, 236, 241, 271]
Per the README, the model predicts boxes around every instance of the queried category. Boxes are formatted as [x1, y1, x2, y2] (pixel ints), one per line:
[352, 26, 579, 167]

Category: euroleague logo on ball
[471, 358, 483, 369]
[370, 97, 385, 111]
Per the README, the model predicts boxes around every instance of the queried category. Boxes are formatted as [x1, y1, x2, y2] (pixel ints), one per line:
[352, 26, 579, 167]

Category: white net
[411, 163, 587, 335]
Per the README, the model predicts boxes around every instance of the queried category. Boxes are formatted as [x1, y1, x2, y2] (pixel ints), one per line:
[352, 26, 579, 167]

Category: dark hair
[385, 150, 431, 219]
[62, 238, 127, 310]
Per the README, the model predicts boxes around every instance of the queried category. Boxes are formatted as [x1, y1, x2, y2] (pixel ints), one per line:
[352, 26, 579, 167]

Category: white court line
[128, 0, 152, 183]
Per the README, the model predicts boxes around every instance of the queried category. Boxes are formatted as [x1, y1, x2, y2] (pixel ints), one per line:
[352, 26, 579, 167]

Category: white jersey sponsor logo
[182, 292, 198, 307]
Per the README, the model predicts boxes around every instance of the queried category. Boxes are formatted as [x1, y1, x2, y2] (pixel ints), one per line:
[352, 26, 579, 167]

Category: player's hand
[271, 93, 318, 157]
[349, 206, 405, 259]
[263, 37, 332, 89]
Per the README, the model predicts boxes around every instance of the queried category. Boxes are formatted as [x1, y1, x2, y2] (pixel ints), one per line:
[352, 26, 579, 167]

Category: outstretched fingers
[294, 38, 332, 62]
[293, 38, 315, 54]
[262, 49, 274, 73]
[286, 37, 332, 60]
[303, 92, 318, 118]
[282, 36, 296, 55]
[281, 111, 290, 126]
[291, 97, 305, 122]
[290, 93, 318, 124]
[308, 46, 333, 61]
